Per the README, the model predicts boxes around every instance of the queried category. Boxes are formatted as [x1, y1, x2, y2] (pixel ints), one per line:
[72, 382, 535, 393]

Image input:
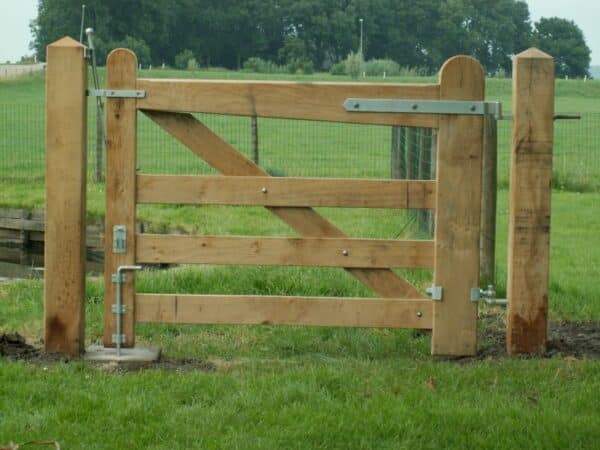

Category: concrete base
[85, 345, 161, 362]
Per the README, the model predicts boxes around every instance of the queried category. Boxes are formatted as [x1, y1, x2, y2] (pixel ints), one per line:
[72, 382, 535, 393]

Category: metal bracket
[471, 285, 504, 304]
[112, 334, 126, 345]
[111, 273, 127, 283]
[112, 304, 127, 314]
[84, 47, 93, 60]
[426, 285, 443, 301]
[87, 89, 146, 99]
[113, 225, 127, 254]
[344, 99, 502, 119]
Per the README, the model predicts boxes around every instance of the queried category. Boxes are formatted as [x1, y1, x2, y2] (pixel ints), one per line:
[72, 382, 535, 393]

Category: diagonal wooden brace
[142, 110, 425, 300]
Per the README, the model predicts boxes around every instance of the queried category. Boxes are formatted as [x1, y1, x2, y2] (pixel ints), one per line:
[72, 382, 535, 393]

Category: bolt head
[416, 311, 423, 318]
[261, 187, 268, 193]
[342, 249, 349, 256]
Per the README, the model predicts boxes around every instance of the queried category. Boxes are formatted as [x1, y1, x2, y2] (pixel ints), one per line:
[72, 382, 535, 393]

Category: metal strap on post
[88, 89, 146, 98]
[344, 99, 503, 119]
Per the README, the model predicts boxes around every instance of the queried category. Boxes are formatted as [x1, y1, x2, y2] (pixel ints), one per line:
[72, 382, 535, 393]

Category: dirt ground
[2, 316, 599, 369]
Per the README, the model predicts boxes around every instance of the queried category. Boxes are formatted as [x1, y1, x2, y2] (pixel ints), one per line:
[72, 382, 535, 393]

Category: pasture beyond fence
[40, 37, 555, 359]
[1, 104, 599, 191]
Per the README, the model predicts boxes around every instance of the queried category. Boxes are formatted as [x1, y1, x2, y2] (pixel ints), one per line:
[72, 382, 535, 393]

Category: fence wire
[1, 105, 599, 192]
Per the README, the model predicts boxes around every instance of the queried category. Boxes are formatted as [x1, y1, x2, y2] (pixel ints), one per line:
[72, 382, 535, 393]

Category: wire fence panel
[1, 104, 599, 192]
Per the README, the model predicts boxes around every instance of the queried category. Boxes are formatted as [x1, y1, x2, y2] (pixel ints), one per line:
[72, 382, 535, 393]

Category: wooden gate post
[432, 56, 485, 356]
[103, 49, 138, 347]
[507, 48, 554, 355]
[44, 37, 88, 356]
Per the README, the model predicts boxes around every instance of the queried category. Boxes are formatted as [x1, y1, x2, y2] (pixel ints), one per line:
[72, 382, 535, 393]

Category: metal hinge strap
[344, 99, 502, 119]
[87, 89, 145, 99]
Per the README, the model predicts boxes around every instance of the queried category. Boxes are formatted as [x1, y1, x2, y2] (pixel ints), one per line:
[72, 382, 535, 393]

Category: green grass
[1, 67, 600, 191]
[1, 68, 600, 449]
[1, 189, 599, 448]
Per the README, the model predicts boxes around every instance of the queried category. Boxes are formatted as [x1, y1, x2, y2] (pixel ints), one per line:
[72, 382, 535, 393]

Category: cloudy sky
[0, 0, 598, 65]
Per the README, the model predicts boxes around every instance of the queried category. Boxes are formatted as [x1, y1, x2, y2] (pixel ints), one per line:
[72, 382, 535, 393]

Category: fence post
[507, 48, 554, 355]
[480, 116, 498, 285]
[103, 49, 138, 348]
[44, 37, 88, 356]
[432, 56, 484, 356]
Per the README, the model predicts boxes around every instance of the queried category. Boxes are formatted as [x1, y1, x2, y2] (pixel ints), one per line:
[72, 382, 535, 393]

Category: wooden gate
[102, 49, 484, 356]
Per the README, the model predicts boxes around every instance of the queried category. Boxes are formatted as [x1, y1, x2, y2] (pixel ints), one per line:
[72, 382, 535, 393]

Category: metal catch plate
[426, 285, 443, 301]
[344, 99, 502, 119]
[88, 89, 146, 99]
[112, 304, 127, 314]
[470, 288, 481, 303]
[113, 225, 127, 254]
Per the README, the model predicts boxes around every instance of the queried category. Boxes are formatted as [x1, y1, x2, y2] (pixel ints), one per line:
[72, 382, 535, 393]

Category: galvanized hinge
[344, 99, 503, 120]
[87, 89, 146, 99]
[113, 225, 127, 254]
[426, 285, 443, 301]
[112, 334, 126, 345]
[470, 285, 508, 305]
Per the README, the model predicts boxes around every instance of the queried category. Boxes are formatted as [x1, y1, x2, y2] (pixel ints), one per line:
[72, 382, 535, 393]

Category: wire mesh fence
[1, 104, 599, 192]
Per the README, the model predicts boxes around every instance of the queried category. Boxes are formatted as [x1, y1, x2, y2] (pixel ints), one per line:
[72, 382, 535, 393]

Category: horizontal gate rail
[136, 234, 434, 269]
[135, 294, 433, 329]
[137, 79, 440, 128]
[137, 175, 436, 209]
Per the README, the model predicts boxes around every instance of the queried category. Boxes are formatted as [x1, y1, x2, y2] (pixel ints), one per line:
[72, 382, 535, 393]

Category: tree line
[31, 0, 591, 77]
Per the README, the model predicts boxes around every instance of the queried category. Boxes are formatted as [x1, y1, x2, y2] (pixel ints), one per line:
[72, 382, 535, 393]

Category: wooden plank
[136, 234, 434, 269]
[135, 294, 432, 329]
[431, 56, 484, 356]
[507, 48, 554, 355]
[103, 48, 138, 348]
[480, 115, 498, 285]
[137, 175, 436, 209]
[0, 217, 45, 232]
[144, 111, 425, 299]
[137, 79, 439, 128]
[44, 36, 87, 356]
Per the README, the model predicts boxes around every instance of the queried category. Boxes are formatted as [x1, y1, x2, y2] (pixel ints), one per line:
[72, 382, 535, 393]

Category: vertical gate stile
[103, 49, 138, 348]
[432, 57, 485, 356]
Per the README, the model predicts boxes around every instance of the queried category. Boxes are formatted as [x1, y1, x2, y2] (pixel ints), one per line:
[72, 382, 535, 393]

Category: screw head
[354, 102, 360, 109]
[261, 187, 268, 194]
[416, 311, 423, 318]
[342, 249, 349, 256]
[470, 104, 477, 112]
[412, 103, 418, 110]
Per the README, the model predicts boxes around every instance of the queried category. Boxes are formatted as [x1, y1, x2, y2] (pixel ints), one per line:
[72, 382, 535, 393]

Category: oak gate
[97, 49, 488, 357]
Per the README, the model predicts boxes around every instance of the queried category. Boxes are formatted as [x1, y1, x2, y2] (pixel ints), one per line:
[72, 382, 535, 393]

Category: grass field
[1, 68, 599, 448]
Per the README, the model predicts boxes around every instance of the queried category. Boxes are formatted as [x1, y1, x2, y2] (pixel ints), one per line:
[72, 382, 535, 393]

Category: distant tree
[533, 17, 591, 78]
[174, 49, 196, 70]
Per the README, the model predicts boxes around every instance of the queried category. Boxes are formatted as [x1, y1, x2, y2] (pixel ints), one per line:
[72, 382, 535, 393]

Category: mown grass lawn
[1, 189, 599, 449]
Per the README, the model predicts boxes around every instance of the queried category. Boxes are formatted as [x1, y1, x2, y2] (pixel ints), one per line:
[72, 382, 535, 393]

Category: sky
[0, 0, 598, 65]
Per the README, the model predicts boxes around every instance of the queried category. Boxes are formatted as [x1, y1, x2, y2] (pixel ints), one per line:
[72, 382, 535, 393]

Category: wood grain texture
[431, 56, 484, 356]
[136, 234, 434, 269]
[480, 115, 498, 285]
[143, 111, 425, 299]
[507, 48, 554, 355]
[103, 48, 138, 348]
[44, 36, 87, 356]
[136, 175, 436, 209]
[138, 79, 439, 127]
[136, 294, 433, 329]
